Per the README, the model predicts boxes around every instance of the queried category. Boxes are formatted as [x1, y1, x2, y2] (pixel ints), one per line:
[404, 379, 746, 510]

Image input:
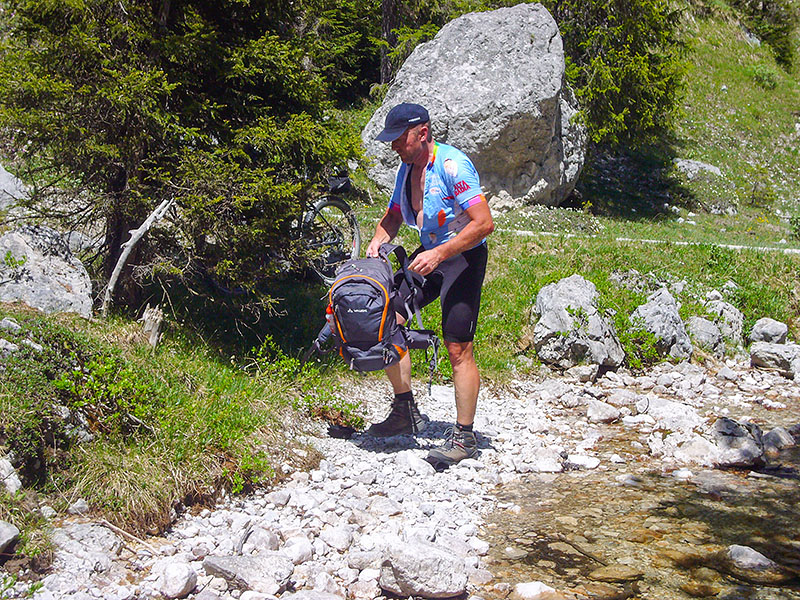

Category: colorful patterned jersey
[388, 142, 485, 250]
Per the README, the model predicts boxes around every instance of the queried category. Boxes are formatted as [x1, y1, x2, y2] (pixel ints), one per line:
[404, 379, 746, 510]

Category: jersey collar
[427, 142, 439, 169]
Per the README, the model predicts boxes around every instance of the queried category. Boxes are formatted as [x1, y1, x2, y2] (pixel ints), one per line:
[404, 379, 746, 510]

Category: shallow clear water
[479, 440, 800, 599]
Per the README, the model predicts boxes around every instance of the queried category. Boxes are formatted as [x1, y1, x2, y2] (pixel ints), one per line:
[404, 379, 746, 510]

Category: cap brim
[375, 126, 407, 142]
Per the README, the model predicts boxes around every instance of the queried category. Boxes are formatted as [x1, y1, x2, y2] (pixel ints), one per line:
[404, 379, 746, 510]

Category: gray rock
[202, 554, 294, 595]
[673, 158, 722, 180]
[763, 427, 795, 451]
[379, 541, 468, 598]
[0, 458, 22, 495]
[529, 274, 624, 368]
[630, 288, 692, 359]
[362, 3, 586, 205]
[319, 525, 353, 552]
[0, 226, 92, 318]
[706, 299, 744, 346]
[712, 418, 764, 468]
[750, 342, 800, 378]
[487, 190, 517, 213]
[348, 550, 383, 570]
[727, 545, 777, 571]
[687, 316, 724, 357]
[68, 498, 90, 515]
[514, 582, 556, 599]
[636, 396, 703, 432]
[0, 163, 27, 213]
[586, 400, 620, 424]
[0, 338, 19, 356]
[0, 520, 20, 554]
[266, 489, 290, 507]
[159, 563, 197, 599]
[245, 526, 280, 552]
[282, 535, 313, 564]
[748, 318, 788, 344]
[516, 447, 564, 473]
[0, 317, 22, 333]
[566, 364, 599, 382]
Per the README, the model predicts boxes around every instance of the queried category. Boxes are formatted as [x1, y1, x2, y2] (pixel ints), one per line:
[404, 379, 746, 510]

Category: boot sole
[425, 450, 478, 471]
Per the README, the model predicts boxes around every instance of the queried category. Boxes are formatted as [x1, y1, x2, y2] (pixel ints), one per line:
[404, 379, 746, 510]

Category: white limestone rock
[379, 541, 468, 598]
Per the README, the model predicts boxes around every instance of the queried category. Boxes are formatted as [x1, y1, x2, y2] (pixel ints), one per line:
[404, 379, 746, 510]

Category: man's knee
[445, 341, 474, 367]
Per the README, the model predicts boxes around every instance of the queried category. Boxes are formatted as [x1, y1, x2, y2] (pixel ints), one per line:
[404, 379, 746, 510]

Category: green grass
[675, 11, 800, 215]
[0, 305, 360, 545]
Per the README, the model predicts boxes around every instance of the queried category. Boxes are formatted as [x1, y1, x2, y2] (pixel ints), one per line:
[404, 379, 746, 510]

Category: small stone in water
[588, 564, 644, 582]
[504, 546, 528, 560]
[680, 582, 721, 597]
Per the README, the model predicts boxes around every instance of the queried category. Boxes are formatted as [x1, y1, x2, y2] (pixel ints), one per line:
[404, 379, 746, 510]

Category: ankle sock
[456, 422, 473, 432]
[394, 391, 414, 404]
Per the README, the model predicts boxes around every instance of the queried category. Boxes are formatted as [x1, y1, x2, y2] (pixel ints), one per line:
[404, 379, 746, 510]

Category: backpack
[304, 244, 440, 383]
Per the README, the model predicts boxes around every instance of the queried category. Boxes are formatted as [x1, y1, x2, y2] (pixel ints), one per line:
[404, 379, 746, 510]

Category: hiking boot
[426, 427, 478, 470]
[365, 397, 428, 437]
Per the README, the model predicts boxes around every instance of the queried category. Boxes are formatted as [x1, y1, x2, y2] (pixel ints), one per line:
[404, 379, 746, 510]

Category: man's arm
[408, 200, 494, 275]
[366, 207, 404, 257]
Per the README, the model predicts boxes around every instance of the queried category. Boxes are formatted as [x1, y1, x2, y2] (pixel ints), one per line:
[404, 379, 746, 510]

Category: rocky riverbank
[4, 356, 799, 600]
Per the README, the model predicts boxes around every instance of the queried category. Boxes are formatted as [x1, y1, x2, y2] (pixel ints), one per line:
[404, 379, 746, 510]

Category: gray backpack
[306, 244, 439, 379]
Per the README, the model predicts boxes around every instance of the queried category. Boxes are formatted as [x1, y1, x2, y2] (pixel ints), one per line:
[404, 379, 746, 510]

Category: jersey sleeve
[387, 164, 406, 213]
[442, 151, 483, 209]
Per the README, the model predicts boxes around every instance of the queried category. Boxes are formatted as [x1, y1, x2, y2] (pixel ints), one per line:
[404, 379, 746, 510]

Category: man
[365, 102, 494, 469]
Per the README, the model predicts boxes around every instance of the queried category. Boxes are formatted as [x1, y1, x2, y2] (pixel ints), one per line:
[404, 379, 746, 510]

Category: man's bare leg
[385, 351, 412, 394]
[445, 341, 479, 425]
[426, 340, 479, 467]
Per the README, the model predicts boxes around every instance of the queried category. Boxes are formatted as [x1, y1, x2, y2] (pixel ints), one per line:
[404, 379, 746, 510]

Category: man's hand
[408, 247, 443, 276]
[366, 238, 383, 258]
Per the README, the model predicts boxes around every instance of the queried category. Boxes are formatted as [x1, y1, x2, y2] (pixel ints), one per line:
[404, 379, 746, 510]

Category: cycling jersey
[388, 142, 486, 250]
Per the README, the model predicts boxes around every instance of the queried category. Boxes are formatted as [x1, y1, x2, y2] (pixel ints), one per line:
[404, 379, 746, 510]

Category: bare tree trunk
[101, 197, 175, 318]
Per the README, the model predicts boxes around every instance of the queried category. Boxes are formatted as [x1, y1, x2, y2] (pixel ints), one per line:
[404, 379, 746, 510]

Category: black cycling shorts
[393, 243, 488, 343]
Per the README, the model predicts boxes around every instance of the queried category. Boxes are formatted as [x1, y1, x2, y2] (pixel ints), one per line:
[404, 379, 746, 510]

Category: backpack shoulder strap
[378, 243, 423, 329]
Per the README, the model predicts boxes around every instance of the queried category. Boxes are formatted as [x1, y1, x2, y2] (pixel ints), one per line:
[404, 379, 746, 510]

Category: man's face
[391, 124, 428, 163]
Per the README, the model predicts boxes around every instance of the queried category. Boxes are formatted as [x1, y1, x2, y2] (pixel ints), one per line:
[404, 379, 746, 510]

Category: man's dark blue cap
[375, 103, 430, 142]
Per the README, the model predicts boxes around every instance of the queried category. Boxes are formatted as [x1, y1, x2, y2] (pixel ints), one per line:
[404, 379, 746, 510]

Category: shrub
[749, 63, 779, 89]
[540, 0, 687, 146]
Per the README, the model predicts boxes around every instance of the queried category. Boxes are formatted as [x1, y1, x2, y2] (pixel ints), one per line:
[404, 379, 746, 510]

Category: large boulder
[362, 4, 586, 205]
[0, 225, 92, 317]
[526, 274, 624, 369]
[631, 288, 692, 359]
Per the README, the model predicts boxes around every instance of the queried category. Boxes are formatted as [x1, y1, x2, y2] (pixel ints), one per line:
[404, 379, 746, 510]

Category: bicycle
[300, 173, 361, 286]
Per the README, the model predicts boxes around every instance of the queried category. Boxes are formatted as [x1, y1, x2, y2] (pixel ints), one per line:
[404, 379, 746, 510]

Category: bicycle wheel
[302, 196, 361, 285]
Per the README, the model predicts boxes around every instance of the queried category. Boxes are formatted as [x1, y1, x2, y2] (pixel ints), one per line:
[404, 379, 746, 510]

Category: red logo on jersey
[438, 209, 446, 227]
[453, 180, 470, 195]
